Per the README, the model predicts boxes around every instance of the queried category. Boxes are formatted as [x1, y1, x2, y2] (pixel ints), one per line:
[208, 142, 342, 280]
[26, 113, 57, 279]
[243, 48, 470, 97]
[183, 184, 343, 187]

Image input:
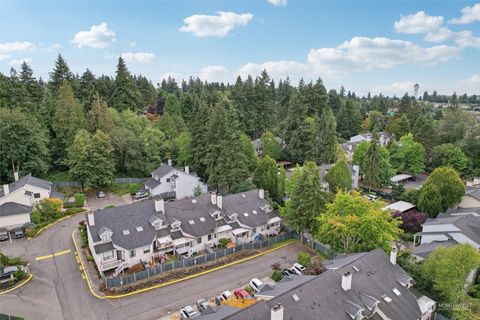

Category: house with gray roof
[459, 180, 480, 208]
[224, 248, 435, 320]
[413, 207, 480, 260]
[86, 189, 281, 276]
[144, 160, 208, 200]
[0, 172, 63, 230]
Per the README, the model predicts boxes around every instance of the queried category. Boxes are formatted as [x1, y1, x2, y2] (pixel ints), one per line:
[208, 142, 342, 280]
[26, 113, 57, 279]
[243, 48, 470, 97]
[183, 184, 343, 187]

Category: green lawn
[108, 183, 142, 196]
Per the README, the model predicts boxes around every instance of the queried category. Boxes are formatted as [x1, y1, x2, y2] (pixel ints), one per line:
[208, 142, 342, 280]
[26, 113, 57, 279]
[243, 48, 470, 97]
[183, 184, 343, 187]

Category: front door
[117, 250, 124, 261]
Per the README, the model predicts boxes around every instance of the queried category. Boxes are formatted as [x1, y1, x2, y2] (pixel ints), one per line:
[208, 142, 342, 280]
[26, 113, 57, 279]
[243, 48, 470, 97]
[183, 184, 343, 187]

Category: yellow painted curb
[72, 228, 294, 300]
[0, 273, 33, 295]
[28, 211, 86, 240]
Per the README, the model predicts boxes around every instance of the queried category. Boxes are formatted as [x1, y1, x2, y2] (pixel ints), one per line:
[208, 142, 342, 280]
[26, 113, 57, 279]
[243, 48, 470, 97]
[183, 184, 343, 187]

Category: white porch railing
[100, 259, 122, 271]
[113, 262, 129, 276]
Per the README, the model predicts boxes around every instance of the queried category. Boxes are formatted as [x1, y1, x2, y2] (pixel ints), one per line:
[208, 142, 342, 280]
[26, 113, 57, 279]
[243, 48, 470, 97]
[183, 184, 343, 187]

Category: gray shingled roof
[226, 249, 424, 320]
[144, 177, 161, 189]
[0, 202, 32, 217]
[422, 211, 480, 245]
[87, 189, 280, 250]
[0, 173, 51, 198]
[93, 242, 115, 254]
[413, 240, 457, 259]
[465, 187, 480, 201]
[151, 164, 175, 178]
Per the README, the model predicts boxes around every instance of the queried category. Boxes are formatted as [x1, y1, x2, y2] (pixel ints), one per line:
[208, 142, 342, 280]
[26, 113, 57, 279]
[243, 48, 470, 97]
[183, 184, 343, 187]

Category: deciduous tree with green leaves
[431, 143, 468, 174]
[389, 133, 425, 174]
[253, 156, 281, 202]
[420, 166, 465, 212]
[325, 159, 352, 193]
[417, 183, 443, 218]
[260, 131, 281, 160]
[316, 191, 402, 253]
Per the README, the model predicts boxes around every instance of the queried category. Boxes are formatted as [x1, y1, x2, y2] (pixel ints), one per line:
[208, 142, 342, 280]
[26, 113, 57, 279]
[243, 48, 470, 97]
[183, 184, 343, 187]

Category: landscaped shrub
[392, 210, 427, 233]
[104, 204, 115, 209]
[244, 285, 254, 296]
[80, 225, 88, 248]
[128, 183, 141, 195]
[271, 262, 281, 271]
[74, 193, 86, 207]
[218, 238, 230, 248]
[297, 252, 311, 267]
[271, 270, 282, 282]
[304, 259, 326, 275]
[65, 207, 86, 215]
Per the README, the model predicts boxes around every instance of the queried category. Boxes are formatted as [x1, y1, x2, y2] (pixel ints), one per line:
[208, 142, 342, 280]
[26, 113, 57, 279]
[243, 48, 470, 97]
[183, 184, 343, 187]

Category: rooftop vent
[352, 265, 360, 272]
[136, 226, 143, 232]
[189, 220, 195, 225]
[392, 288, 401, 296]
[243, 212, 249, 217]
[252, 210, 257, 214]
[192, 199, 197, 204]
[123, 229, 130, 235]
[242, 194, 246, 198]
[382, 294, 392, 303]
[200, 217, 206, 222]
[292, 294, 300, 302]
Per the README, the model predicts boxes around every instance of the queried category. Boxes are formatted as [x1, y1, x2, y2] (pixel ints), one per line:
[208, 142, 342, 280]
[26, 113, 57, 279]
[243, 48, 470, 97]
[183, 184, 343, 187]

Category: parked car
[134, 190, 148, 200]
[292, 263, 306, 275]
[180, 306, 198, 319]
[234, 288, 249, 299]
[196, 298, 210, 312]
[0, 228, 9, 241]
[13, 227, 24, 239]
[249, 278, 264, 293]
[365, 194, 378, 202]
[282, 268, 295, 277]
[97, 191, 106, 199]
[221, 290, 232, 300]
[0, 265, 25, 282]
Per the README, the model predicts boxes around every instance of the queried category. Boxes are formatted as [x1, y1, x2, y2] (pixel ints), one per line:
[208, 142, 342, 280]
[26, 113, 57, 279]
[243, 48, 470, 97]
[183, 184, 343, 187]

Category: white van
[249, 278, 264, 293]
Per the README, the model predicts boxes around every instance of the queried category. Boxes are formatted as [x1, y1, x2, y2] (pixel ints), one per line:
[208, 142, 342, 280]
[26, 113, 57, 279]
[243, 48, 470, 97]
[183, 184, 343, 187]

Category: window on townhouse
[197, 238, 202, 244]
[103, 251, 114, 261]
[129, 250, 136, 258]
[208, 234, 212, 241]
[185, 242, 191, 247]
[166, 178, 171, 182]
[34, 193, 41, 199]
[143, 245, 150, 254]
[101, 234, 110, 242]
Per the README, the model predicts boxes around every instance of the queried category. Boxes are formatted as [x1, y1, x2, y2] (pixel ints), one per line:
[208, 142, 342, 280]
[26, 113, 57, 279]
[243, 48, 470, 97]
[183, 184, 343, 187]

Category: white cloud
[268, 0, 287, 7]
[455, 30, 480, 48]
[0, 53, 11, 61]
[237, 37, 460, 80]
[9, 58, 32, 67]
[180, 11, 253, 37]
[129, 41, 137, 47]
[121, 52, 155, 63]
[424, 27, 454, 42]
[457, 74, 480, 93]
[394, 11, 444, 34]
[0, 41, 35, 53]
[72, 22, 116, 48]
[199, 65, 229, 82]
[449, 3, 480, 24]
[371, 82, 416, 96]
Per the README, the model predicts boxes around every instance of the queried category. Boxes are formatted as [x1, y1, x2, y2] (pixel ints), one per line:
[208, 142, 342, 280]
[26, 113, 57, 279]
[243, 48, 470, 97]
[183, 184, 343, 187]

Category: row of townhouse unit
[86, 189, 282, 276]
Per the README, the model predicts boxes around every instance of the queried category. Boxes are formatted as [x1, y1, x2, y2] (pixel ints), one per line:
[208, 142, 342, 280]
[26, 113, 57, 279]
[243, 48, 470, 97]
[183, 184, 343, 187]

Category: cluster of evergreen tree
[1, 54, 479, 192]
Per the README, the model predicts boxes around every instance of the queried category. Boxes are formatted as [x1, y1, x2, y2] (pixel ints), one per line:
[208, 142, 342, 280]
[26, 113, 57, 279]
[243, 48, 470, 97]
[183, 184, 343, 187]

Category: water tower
[414, 83, 420, 99]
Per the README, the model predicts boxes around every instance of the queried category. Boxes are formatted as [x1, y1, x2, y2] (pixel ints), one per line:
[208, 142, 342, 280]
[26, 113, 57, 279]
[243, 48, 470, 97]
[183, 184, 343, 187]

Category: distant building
[383, 201, 416, 213]
[459, 178, 480, 208]
[341, 131, 392, 161]
[144, 160, 208, 200]
[226, 248, 436, 320]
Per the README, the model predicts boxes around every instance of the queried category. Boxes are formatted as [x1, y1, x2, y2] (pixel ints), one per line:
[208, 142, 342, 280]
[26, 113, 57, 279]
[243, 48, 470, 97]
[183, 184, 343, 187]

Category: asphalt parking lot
[86, 192, 133, 211]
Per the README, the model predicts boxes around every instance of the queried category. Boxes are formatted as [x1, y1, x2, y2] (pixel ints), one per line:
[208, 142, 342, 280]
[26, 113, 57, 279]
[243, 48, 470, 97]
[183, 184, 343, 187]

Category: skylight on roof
[252, 210, 257, 214]
[191, 199, 197, 204]
[136, 226, 143, 232]
[189, 220, 195, 225]
[382, 294, 392, 303]
[123, 229, 130, 235]
[200, 217, 206, 222]
[392, 288, 401, 296]
[292, 294, 300, 302]
[243, 212, 249, 217]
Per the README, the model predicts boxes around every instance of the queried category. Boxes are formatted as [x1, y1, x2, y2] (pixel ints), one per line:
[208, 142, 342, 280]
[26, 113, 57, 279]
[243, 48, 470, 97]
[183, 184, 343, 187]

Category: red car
[234, 288, 249, 299]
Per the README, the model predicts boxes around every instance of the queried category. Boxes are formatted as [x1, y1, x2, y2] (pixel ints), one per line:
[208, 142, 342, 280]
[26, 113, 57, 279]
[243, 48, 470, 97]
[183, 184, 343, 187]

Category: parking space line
[35, 249, 71, 261]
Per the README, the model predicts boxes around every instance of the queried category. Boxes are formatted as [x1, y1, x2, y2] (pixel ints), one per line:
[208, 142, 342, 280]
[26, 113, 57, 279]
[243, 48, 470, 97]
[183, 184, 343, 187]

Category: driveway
[0, 212, 304, 320]
[86, 192, 132, 211]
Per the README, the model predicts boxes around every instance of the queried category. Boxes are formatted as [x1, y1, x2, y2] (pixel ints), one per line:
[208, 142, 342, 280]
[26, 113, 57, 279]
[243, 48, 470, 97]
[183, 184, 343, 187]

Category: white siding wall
[0, 185, 50, 206]
[122, 243, 154, 267]
[0, 213, 30, 230]
[150, 171, 207, 199]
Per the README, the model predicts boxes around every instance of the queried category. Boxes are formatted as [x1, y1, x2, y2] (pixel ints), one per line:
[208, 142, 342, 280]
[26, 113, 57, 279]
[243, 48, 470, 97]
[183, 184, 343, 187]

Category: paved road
[0, 211, 302, 320]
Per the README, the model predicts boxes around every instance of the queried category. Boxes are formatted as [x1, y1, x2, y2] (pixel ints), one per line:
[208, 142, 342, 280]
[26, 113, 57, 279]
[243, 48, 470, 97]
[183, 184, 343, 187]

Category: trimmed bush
[297, 252, 311, 267]
[271, 270, 283, 282]
[74, 193, 86, 207]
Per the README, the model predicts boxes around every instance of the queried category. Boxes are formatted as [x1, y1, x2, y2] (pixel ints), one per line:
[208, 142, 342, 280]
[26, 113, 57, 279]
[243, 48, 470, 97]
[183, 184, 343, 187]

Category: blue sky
[1, 0, 479, 96]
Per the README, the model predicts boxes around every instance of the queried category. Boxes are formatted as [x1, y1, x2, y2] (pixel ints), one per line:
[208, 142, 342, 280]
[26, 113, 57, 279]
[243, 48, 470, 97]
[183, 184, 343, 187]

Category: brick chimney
[341, 272, 352, 291]
[217, 194, 223, 209]
[87, 212, 95, 226]
[2, 184, 9, 195]
[271, 303, 284, 320]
